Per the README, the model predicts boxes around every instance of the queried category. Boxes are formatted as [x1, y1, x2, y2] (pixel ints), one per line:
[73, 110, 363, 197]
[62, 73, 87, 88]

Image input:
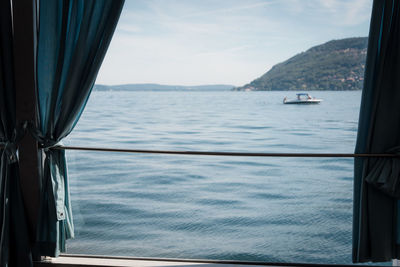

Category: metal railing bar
[45, 145, 400, 158]
[2, 144, 398, 157]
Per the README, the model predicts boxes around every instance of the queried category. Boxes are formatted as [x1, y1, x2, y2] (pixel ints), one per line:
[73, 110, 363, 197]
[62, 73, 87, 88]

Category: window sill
[33, 254, 270, 267]
[32, 254, 368, 267]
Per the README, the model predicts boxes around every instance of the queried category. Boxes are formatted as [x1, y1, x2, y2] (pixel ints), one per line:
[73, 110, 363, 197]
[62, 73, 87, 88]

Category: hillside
[94, 83, 234, 92]
[235, 37, 368, 91]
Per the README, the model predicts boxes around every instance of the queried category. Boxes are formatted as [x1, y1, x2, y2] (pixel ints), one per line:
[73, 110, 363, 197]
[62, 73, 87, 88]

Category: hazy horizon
[96, 0, 373, 87]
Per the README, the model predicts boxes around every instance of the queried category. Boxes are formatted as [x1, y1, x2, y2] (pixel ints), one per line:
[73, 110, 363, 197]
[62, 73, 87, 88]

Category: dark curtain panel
[0, 1, 33, 266]
[34, 0, 124, 257]
[354, 0, 400, 263]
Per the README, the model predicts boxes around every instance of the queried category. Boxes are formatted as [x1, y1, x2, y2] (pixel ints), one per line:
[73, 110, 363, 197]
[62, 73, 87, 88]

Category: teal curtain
[353, 0, 400, 263]
[0, 1, 33, 266]
[34, 0, 124, 257]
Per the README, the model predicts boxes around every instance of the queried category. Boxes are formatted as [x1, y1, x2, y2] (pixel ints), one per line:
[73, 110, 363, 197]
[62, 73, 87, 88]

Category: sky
[96, 0, 373, 87]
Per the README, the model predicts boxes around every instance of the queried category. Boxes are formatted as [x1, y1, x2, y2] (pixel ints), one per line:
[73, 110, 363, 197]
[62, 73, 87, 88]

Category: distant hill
[94, 83, 234, 92]
[235, 37, 368, 91]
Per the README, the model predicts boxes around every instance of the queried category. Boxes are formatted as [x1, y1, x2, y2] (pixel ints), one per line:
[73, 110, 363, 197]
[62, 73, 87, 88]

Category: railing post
[12, 0, 40, 244]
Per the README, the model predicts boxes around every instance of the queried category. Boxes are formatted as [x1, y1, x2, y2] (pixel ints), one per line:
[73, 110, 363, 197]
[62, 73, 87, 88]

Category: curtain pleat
[0, 0, 33, 266]
[353, 0, 400, 263]
[35, 0, 124, 257]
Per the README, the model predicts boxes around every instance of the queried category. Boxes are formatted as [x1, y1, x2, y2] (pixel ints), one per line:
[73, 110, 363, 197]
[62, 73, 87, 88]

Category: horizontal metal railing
[53, 145, 399, 158]
[1, 144, 399, 158]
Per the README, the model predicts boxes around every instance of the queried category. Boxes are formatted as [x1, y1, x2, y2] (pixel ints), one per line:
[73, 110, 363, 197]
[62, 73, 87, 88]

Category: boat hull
[283, 99, 321, 104]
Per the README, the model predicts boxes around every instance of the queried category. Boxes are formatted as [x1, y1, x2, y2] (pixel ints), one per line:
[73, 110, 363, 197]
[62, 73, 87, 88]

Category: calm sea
[64, 90, 362, 264]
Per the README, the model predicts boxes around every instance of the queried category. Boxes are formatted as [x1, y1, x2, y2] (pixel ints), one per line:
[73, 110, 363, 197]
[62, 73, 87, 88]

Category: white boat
[283, 93, 322, 104]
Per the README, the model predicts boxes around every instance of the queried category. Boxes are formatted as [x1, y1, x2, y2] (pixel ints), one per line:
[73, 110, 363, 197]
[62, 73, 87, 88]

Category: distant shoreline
[93, 83, 235, 92]
[93, 84, 362, 92]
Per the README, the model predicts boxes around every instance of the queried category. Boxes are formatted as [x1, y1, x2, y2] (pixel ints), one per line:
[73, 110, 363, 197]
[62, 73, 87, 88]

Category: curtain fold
[34, 0, 124, 257]
[353, 0, 400, 263]
[0, 1, 33, 266]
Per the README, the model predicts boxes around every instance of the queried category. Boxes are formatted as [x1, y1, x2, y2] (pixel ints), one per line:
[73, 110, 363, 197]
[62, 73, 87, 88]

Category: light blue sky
[96, 0, 373, 87]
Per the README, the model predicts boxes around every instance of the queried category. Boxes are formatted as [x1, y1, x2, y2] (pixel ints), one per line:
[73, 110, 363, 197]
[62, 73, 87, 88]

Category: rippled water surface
[65, 91, 361, 264]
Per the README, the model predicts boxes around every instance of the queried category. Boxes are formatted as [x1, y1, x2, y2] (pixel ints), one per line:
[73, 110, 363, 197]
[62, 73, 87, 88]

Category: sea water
[64, 90, 361, 264]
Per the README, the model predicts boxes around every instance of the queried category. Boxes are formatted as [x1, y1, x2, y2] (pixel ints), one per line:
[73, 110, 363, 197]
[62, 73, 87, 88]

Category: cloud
[179, 0, 277, 19]
[96, 0, 372, 86]
[342, 0, 372, 26]
[310, 0, 372, 26]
